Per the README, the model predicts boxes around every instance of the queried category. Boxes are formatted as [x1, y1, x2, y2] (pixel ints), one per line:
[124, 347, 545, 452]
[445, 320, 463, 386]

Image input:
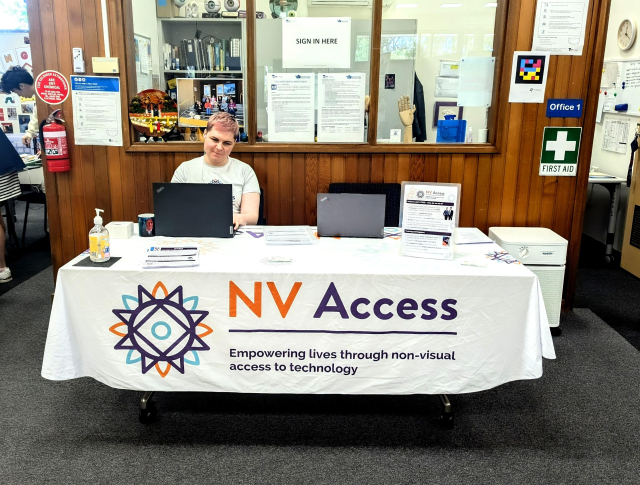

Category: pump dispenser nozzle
[94, 208, 104, 225]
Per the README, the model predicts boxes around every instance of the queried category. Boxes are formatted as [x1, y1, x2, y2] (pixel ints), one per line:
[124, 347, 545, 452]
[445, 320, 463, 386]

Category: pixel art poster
[514, 55, 547, 85]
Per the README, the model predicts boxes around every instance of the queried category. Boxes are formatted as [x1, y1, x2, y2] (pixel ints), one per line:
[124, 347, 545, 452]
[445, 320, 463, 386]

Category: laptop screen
[153, 183, 234, 238]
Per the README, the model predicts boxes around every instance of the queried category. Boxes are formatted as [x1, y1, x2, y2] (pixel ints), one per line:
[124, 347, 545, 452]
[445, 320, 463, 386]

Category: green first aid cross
[539, 127, 582, 177]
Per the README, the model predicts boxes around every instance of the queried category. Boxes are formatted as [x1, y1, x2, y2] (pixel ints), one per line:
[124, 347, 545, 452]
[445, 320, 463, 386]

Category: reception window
[377, 1, 499, 144]
[130, 0, 248, 143]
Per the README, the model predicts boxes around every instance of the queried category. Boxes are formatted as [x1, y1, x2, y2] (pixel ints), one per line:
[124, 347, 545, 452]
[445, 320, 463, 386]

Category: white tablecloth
[42, 227, 555, 395]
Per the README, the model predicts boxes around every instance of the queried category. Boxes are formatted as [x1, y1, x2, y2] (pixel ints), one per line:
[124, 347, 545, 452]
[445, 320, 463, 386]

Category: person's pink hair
[206, 112, 239, 137]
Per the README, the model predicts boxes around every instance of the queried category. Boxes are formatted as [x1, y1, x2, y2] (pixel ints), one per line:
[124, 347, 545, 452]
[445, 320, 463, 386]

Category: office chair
[17, 185, 48, 246]
[328, 183, 401, 227]
[258, 188, 266, 226]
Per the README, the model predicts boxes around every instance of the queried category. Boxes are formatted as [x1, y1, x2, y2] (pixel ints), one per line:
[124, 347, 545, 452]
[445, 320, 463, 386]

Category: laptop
[153, 183, 234, 238]
[317, 193, 386, 238]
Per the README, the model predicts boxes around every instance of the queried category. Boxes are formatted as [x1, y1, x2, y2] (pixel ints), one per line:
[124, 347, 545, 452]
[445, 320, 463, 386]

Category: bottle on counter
[89, 208, 110, 263]
[466, 127, 474, 143]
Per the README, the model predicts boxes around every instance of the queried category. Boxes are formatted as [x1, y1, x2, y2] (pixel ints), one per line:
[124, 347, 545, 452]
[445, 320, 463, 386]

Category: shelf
[164, 70, 243, 74]
[159, 17, 244, 23]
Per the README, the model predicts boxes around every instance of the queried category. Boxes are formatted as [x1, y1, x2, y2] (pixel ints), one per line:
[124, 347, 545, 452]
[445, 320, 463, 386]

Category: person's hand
[365, 95, 370, 113]
[398, 95, 415, 128]
[233, 214, 245, 230]
[22, 134, 33, 147]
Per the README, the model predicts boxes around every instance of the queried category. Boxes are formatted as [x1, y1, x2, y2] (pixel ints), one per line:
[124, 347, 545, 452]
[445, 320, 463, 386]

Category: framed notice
[399, 182, 461, 260]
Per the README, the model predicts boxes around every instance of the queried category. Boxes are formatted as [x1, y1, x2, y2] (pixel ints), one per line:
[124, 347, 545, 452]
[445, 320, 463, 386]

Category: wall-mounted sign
[72, 76, 123, 146]
[546, 99, 584, 118]
[508, 51, 550, 104]
[282, 17, 351, 69]
[539, 127, 582, 177]
[35, 70, 70, 105]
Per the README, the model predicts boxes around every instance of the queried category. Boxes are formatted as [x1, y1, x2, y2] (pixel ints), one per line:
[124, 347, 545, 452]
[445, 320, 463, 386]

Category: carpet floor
[1, 268, 640, 483]
[1, 199, 51, 297]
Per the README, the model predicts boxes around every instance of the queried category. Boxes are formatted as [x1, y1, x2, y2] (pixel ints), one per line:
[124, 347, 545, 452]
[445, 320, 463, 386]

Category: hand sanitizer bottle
[466, 127, 474, 143]
[89, 209, 110, 263]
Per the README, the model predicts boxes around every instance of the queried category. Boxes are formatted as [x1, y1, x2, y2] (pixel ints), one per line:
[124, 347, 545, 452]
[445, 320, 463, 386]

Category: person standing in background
[1, 66, 38, 148]
[0, 129, 27, 283]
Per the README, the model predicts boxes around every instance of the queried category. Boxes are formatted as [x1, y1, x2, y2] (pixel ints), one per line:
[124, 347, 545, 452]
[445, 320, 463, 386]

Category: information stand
[399, 182, 461, 260]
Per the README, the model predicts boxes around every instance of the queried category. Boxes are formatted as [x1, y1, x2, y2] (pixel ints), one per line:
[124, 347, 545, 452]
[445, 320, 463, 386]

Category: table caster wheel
[139, 402, 157, 424]
[604, 255, 615, 264]
[440, 411, 454, 429]
[550, 327, 562, 336]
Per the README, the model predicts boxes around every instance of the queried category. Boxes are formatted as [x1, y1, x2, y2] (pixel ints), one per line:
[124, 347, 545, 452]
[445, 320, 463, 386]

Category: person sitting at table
[171, 112, 259, 229]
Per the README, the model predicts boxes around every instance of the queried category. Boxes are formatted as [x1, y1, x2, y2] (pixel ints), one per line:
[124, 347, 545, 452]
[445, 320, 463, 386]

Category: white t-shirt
[171, 156, 260, 213]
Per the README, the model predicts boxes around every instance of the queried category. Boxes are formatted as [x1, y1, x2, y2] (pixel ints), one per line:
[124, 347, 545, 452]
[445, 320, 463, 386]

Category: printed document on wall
[71, 76, 123, 146]
[602, 118, 630, 154]
[282, 18, 351, 69]
[508, 51, 550, 103]
[267, 73, 315, 143]
[601, 62, 620, 88]
[400, 182, 460, 261]
[317, 73, 366, 143]
[532, 0, 589, 55]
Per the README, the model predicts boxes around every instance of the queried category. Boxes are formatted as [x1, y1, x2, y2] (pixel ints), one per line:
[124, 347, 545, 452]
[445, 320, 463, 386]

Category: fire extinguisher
[39, 109, 70, 172]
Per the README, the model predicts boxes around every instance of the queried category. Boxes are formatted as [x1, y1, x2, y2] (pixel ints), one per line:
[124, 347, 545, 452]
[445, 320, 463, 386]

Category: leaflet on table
[70, 76, 123, 146]
[265, 226, 314, 245]
[454, 227, 493, 245]
[317, 73, 366, 143]
[266, 73, 315, 142]
[399, 182, 460, 260]
[142, 246, 200, 269]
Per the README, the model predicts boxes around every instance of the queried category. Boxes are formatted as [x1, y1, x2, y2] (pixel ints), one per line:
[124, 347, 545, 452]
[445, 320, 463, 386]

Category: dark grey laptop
[317, 193, 386, 238]
[153, 183, 234, 238]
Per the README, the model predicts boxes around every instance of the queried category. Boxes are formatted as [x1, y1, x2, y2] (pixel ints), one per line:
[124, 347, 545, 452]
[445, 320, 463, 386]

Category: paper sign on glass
[317, 73, 366, 143]
[267, 73, 315, 143]
[509, 51, 550, 103]
[282, 18, 351, 69]
[457, 57, 495, 107]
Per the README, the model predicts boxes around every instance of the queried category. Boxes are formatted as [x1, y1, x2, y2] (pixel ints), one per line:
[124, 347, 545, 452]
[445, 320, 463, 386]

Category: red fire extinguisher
[39, 109, 70, 172]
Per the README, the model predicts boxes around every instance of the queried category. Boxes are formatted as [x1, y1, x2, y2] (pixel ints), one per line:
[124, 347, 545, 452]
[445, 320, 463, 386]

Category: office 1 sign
[546, 99, 584, 118]
[539, 127, 582, 177]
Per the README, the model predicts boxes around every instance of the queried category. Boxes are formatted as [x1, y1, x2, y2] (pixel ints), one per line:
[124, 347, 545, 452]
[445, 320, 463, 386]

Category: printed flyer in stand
[400, 182, 460, 260]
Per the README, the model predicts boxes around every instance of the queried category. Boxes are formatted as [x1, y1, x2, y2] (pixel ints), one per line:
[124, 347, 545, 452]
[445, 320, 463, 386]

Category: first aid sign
[539, 127, 582, 177]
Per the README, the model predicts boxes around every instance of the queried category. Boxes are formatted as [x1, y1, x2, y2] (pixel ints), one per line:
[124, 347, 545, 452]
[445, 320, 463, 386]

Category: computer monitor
[153, 183, 234, 238]
[316, 193, 386, 238]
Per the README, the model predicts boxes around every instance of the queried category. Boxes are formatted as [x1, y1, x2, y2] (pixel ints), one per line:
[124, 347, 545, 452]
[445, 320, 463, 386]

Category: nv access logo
[539, 127, 582, 177]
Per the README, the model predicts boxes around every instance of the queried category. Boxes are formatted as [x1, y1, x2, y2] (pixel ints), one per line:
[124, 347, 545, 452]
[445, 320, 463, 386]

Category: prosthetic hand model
[398, 95, 416, 143]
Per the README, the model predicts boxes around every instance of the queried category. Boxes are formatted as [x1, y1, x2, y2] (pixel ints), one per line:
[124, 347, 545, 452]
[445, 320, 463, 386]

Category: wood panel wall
[28, 0, 611, 310]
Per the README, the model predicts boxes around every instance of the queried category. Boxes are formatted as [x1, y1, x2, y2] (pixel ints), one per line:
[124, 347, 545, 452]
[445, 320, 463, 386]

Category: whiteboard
[602, 59, 640, 117]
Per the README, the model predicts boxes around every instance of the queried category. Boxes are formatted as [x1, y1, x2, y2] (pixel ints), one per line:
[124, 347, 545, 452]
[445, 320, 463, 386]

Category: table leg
[438, 394, 454, 429]
[139, 391, 157, 424]
[604, 183, 620, 264]
[1, 200, 20, 250]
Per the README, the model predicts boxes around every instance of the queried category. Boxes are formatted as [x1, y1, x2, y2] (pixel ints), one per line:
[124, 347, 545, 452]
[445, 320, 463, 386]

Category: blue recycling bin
[436, 116, 467, 143]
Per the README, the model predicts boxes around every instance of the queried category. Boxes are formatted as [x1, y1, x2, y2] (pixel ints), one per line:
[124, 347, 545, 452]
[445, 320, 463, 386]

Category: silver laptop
[317, 193, 386, 238]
